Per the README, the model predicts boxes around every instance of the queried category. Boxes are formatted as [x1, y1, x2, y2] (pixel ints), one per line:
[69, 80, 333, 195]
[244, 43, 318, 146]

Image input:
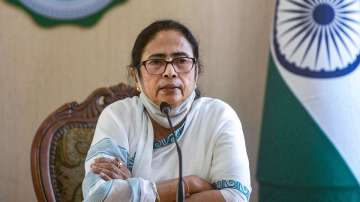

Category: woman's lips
[158, 84, 181, 94]
[159, 84, 180, 89]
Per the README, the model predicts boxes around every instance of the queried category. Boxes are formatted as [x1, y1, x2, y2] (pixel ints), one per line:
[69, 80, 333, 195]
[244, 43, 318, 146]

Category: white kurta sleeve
[82, 105, 157, 202]
[209, 103, 252, 202]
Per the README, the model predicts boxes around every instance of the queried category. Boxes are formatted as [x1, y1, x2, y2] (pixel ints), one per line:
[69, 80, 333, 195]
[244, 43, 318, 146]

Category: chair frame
[31, 83, 138, 201]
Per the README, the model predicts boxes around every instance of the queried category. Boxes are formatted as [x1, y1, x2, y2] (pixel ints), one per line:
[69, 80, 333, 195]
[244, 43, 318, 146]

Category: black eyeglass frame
[140, 56, 197, 75]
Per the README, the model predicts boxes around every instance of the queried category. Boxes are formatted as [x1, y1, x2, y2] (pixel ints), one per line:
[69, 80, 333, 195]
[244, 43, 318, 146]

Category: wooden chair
[31, 83, 139, 202]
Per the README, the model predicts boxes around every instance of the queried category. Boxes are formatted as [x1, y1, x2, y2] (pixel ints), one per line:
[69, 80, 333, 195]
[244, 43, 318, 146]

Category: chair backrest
[31, 83, 139, 202]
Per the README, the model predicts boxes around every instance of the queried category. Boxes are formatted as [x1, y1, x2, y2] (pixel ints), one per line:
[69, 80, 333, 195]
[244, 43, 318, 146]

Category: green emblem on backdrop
[6, 0, 127, 27]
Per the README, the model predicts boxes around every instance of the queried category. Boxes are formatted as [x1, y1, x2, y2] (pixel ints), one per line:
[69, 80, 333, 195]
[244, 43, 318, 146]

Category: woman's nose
[163, 63, 177, 78]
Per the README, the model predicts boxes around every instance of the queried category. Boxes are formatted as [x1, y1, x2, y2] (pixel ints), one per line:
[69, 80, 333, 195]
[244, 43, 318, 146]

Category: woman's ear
[129, 67, 138, 82]
[129, 67, 141, 92]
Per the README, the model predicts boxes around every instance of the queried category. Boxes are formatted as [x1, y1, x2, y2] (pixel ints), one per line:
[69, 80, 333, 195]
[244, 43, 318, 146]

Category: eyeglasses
[141, 57, 196, 75]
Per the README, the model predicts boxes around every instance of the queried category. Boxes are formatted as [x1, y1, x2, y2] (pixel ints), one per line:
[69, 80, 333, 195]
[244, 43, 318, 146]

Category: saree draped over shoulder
[82, 96, 251, 202]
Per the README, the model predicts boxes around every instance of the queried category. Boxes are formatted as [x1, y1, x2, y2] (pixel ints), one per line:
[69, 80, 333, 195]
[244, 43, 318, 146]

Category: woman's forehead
[141, 30, 193, 60]
[146, 52, 191, 59]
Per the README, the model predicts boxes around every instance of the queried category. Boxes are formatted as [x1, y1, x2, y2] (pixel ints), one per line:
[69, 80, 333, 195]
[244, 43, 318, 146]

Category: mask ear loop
[193, 62, 199, 92]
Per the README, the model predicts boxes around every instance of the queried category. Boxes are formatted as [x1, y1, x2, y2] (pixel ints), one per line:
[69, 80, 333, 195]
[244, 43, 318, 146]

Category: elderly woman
[82, 20, 251, 202]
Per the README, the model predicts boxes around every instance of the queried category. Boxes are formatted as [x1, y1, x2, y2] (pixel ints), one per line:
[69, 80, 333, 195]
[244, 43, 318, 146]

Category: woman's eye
[149, 60, 164, 66]
[174, 58, 188, 64]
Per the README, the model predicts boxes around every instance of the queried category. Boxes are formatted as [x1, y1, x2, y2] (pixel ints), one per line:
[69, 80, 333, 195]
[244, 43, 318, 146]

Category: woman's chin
[156, 90, 183, 107]
[156, 96, 183, 108]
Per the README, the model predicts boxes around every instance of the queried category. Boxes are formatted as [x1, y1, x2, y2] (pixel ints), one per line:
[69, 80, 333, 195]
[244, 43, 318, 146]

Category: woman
[82, 20, 251, 202]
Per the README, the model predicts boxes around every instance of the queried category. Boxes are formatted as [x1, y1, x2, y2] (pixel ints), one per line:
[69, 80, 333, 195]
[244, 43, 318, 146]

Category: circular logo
[20, 0, 114, 20]
[273, 0, 360, 78]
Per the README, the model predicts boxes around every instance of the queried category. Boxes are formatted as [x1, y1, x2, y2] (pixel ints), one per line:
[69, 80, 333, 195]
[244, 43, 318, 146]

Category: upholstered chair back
[31, 83, 138, 202]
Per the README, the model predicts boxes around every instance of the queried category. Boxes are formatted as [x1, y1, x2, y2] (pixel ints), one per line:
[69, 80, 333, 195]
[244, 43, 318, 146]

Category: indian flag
[257, 0, 360, 201]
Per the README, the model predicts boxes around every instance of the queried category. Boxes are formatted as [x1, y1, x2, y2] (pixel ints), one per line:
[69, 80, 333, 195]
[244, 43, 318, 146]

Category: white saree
[82, 96, 251, 202]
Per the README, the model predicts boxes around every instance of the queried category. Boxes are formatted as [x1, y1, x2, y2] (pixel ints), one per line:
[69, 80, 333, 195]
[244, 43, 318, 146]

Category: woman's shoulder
[188, 97, 243, 141]
[94, 96, 142, 143]
[96, 96, 143, 125]
[104, 96, 142, 115]
[194, 97, 235, 114]
[193, 97, 242, 123]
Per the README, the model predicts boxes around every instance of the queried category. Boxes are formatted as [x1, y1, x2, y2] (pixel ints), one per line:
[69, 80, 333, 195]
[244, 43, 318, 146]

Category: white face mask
[139, 91, 196, 128]
[135, 67, 198, 128]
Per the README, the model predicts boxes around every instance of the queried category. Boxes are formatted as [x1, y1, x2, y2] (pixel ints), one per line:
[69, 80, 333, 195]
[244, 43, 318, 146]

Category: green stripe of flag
[257, 55, 360, 202]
